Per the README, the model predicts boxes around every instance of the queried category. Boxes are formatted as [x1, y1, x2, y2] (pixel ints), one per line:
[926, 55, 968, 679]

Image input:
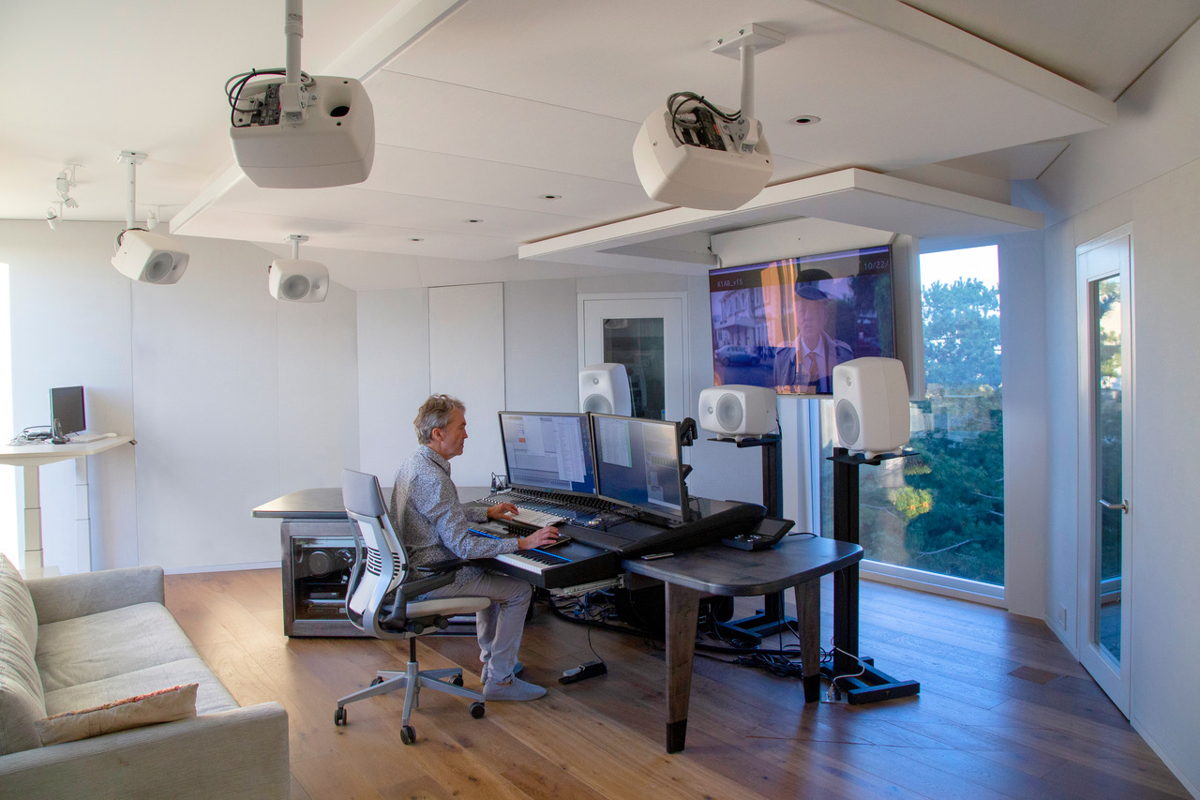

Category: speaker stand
[708, 434, 798, 645]
[822, 447, 921, 704]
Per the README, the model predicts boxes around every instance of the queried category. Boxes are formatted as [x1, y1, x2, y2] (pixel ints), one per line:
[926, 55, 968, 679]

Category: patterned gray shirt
[389, 445, 518, 568]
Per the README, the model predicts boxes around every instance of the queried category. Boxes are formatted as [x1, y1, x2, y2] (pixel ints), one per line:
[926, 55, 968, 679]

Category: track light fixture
[110, 151, 190, 284]
[56, 165, 80, 208]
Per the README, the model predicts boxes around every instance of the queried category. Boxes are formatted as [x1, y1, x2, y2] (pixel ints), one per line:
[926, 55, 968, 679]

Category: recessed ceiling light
[409, 237, 424, 242]
[466, 218, 483, 223]
[541, 194, 562, 200]
[792, 115, 821, 125]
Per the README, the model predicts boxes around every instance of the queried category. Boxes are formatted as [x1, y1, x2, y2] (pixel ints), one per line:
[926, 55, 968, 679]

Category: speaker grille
[582, 393, 613, 414]
[835, 398, 861, 447]
[281, 274, 312, 300]
[714, 393, 743, 432]
[144, 252, 176, 283]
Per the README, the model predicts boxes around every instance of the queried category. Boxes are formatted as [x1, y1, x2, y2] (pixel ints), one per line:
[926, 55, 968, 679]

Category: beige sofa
[0, 556, 289, 799]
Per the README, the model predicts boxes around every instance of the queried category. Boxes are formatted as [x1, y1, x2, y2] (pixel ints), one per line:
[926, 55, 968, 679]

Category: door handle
[1098, 498, 1129, 513]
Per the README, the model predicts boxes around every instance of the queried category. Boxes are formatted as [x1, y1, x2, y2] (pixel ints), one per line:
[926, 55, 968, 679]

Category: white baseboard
[861, 565, 1007, 609]
[1131, 716, 1200, 799]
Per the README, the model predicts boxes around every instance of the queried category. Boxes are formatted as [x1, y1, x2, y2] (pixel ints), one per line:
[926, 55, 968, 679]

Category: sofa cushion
[43, 657, 238, 717]
[0, 553, 38, 648]
[0, 618, 47, 755]
[36, 602, 200, 693]
[37, 682, 198, 745]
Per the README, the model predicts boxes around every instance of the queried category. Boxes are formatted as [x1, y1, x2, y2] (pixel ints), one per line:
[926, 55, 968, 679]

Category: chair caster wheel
[370, 676, 384, 686]
[451, 674, 464, 687]
[400, 725, 416, 745]
[469, 702, 486, 719]
[334, 707, 347, 726]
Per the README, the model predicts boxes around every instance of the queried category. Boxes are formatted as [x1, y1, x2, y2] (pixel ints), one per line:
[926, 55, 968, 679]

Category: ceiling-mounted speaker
[832, 357, 910, 458]
[697, 384, 777, 439]
[268, 258, 329, 302]
[110, 230, 189, 284]
[579, 363, 632, 416]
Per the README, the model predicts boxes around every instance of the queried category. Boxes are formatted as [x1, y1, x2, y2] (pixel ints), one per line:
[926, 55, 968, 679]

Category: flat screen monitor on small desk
[591, 413, 689, 525]
[50, 386, 85, 441]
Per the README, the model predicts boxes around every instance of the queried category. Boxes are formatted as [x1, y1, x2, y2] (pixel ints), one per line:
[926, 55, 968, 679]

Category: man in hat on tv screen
[773, 269, 853, 394]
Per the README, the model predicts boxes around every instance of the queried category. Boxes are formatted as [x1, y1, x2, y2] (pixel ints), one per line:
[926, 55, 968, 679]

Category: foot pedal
[559, 660, 607, 684]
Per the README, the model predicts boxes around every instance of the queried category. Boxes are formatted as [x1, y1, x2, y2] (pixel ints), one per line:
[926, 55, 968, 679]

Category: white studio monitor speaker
[579, 363, 633, 416]
[832, 357, 910, 458]
[268, 258, 329, 302]
[111, 230, 189, 284]
[230, 75, 375, 189]
[698, 384, 778, 439]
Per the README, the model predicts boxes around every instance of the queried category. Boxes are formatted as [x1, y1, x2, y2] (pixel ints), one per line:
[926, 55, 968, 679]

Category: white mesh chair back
[342, 468, 410, 638]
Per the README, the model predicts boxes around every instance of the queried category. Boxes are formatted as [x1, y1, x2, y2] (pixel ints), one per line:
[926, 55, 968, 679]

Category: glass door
[580, 295, 687, 422]
[1076, 228, 1133, 715]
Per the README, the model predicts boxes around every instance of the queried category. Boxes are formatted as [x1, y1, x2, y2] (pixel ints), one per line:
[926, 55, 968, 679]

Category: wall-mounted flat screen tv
[709, 245, 895, 395]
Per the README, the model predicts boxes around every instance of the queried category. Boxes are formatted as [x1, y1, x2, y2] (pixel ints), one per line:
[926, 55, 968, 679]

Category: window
[816, 245, 1004, 596]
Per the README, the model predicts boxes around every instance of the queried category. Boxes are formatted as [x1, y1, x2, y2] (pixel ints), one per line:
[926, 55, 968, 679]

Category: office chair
[334, 468, 490, 745]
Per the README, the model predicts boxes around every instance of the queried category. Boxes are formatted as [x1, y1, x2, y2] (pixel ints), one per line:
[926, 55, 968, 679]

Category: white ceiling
[2, 0, 1197, 287]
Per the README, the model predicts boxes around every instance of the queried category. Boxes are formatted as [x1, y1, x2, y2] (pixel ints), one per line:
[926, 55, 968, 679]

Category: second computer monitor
[498, 411, 596, 496]
[591, 413, 688, 524]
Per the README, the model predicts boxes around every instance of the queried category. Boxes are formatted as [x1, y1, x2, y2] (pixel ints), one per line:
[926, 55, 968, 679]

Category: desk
[257, 487, 863, 753]
[0, 436, 133, 575]
[622, 535, 863, 753]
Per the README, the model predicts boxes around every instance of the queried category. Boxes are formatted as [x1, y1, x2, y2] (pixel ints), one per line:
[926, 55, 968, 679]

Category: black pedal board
[559, 660, 607, 684]
[721, 517, 794, 551]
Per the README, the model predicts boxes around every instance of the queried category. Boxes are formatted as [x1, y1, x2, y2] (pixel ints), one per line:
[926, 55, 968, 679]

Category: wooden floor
[164, 569, 1189, 800]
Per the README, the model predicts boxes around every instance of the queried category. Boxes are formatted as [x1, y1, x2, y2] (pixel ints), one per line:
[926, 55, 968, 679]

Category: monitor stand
[709, 434, 797, 645]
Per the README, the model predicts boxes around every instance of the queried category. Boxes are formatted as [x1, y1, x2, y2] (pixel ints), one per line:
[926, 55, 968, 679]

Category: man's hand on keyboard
[518, 526, 560, 551]
[486, 502, 520, 521]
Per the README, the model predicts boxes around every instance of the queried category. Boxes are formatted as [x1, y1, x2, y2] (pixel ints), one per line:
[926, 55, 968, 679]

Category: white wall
[3, 221, 137, 570]
[430, 283, 505, 487]
[1035, 20, 1200, 795]
[997, 230, 1049, 619]
[356, 288, 428, 486]
[1, 221, 358, 573]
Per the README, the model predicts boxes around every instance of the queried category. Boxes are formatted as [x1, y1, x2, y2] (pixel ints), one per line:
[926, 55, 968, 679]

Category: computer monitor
[591, 413, 689, 524]
[50, 386, 86, 439]
[498, 411, 597, 497]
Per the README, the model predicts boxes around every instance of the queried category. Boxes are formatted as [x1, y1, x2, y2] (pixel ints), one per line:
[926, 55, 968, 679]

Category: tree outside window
[819, 245, 1005, 586]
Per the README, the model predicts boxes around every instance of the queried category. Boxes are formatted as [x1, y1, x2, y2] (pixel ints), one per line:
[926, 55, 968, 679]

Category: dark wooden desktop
[622, 536, 862, 752]
[255, 488, 864, 754]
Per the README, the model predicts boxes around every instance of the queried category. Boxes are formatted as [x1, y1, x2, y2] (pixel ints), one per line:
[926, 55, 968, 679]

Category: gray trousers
[423, 565, 532, 685]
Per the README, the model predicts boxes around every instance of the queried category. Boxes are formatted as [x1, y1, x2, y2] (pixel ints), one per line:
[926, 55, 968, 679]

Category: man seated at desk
[390, 393, 560, 701]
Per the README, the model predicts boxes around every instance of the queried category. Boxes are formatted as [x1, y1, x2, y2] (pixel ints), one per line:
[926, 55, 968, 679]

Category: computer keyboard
[479, 496, 566, 529]
[509, 507, 566, 528]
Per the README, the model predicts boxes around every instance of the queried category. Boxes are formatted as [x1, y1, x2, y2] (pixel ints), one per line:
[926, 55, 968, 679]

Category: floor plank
[164, 570, 1190, 800]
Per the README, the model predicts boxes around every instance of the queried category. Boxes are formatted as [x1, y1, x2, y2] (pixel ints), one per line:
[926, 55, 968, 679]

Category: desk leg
[794, 579, 821, 703]
[17, 464, 43, 573]
[664, 582, 700, 754]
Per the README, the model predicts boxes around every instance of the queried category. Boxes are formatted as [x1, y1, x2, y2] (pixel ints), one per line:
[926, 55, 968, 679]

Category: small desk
[622, 535, 863, 753]
[0, 436, 133, 574]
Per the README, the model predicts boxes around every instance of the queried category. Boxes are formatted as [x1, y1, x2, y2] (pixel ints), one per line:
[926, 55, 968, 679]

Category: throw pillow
[36, 683, 198, 746]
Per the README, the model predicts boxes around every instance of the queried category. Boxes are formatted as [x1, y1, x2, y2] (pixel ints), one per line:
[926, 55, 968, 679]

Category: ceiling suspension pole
[740, 43, 755, 123]
[285, 0, 303, 85]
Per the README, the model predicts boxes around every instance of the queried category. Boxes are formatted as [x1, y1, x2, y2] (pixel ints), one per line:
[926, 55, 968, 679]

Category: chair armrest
[417, 558, 472, 573]
[0, 703, 289, 800]
[26, 566, 165, 624]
